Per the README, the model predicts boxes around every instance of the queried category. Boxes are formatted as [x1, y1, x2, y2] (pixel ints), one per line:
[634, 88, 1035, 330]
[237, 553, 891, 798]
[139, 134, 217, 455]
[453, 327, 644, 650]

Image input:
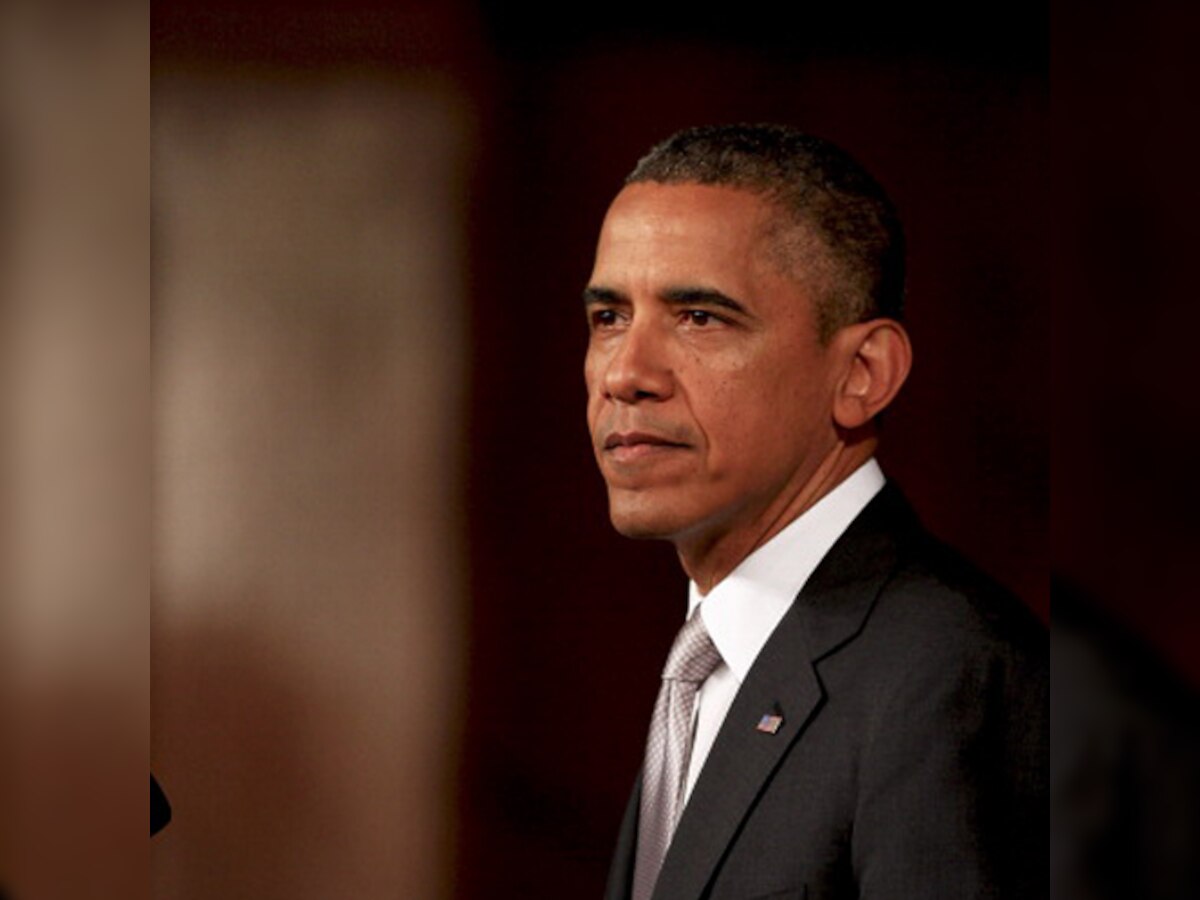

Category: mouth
[602, 431, 691, 463]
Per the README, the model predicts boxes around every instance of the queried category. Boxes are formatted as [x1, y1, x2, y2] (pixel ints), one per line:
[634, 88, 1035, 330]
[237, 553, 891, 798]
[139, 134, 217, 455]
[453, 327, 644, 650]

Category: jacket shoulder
[878, 530, 1047, 666]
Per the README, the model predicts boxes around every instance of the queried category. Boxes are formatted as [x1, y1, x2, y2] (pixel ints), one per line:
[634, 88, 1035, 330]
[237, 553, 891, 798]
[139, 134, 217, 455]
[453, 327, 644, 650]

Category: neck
[677, 437, 876, 595]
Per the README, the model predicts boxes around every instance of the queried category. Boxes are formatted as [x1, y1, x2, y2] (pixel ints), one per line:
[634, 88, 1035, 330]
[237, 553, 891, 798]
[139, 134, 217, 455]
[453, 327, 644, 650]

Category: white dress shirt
[681, 459, 886, 801]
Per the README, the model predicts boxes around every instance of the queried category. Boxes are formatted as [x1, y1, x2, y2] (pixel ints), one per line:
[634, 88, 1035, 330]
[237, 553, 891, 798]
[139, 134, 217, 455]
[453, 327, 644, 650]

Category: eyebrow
[582, 286, 623, 306]
[582, 285, 754, 319]
[661, 287, 752, 317]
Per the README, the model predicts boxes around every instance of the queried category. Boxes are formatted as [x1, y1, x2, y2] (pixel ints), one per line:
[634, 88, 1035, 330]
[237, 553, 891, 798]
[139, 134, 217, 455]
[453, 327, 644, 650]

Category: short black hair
[626, 124, 905, 340]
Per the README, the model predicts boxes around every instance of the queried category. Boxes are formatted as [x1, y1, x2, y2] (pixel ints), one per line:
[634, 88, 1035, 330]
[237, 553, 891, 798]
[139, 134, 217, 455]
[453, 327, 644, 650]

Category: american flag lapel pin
[756, 712, 784, 735]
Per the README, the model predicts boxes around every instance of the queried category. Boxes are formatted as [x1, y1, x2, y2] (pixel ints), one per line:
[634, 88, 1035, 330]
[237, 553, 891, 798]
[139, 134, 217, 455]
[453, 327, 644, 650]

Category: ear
[830, 319, 913, 430]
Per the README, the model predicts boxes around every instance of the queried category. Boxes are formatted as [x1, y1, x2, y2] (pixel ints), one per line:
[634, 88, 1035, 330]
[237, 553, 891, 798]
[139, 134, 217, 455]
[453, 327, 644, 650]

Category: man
[584, 124, 1047, 900]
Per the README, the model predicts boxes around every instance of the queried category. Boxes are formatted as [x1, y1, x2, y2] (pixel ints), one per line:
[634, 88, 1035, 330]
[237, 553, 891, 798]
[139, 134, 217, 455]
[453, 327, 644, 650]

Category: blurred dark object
[151, 775, 171, 837]
[1052, 579, 1200, 899]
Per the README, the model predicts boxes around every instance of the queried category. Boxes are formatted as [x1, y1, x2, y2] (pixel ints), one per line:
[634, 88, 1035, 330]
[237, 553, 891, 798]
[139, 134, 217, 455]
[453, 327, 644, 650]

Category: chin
[606, 492, 691, 541]
[609, 514, 672, 540]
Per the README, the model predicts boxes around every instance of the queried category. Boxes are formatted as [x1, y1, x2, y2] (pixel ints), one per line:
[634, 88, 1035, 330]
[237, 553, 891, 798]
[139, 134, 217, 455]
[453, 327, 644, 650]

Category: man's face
[585, 182, 844, 549]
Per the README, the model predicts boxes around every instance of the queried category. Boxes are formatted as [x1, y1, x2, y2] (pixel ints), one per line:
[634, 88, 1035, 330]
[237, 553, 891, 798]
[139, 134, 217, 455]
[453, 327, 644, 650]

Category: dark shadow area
[151, 774, 171, 836]
[1052, 579, 1200, 899]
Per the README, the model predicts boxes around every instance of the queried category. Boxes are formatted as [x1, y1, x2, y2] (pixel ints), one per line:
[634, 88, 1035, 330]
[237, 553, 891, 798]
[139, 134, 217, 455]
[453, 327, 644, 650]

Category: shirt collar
[689, 458, 886, 682]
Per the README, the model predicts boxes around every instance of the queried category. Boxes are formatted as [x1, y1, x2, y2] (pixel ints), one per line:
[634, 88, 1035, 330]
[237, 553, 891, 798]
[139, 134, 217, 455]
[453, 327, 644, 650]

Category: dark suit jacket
[605, 485, 1048, 900]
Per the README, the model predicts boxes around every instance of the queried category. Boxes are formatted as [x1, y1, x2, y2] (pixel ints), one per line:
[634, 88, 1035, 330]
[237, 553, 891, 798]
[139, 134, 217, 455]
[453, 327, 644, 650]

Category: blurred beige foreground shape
[150, 62, 470, 900]
[0, 1, 149, 897]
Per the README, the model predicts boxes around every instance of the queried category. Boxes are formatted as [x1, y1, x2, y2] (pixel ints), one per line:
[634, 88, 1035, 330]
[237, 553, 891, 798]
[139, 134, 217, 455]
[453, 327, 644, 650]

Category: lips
[601, 430, 690, 463]
[603, 431, 683, 449]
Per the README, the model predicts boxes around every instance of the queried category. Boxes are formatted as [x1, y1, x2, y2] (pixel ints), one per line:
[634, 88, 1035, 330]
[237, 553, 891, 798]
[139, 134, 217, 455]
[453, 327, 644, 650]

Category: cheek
[691, 366, 812, 461]
[584, 394, 600, 435]
[583, 356, 603, 417]
[585, 390, 612, 445]
[583, 351, 597, 391]
[688, 374, 764, 457]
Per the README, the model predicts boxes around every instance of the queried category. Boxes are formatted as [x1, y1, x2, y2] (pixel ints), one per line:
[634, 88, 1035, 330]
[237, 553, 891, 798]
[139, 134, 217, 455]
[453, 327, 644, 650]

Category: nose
[601, 319, 673, 404]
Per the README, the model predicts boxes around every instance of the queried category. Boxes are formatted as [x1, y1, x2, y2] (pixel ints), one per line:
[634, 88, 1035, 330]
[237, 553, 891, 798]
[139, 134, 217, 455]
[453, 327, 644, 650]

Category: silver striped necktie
[631, 611, 724, 900]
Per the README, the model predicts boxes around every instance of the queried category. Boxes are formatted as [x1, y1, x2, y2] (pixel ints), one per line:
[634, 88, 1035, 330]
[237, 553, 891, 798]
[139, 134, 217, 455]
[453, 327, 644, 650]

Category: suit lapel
[649, 485, 914, 900]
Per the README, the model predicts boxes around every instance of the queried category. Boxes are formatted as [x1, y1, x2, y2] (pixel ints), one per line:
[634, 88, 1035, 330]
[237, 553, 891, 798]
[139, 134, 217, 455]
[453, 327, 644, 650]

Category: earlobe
[832, 320, 913, 430]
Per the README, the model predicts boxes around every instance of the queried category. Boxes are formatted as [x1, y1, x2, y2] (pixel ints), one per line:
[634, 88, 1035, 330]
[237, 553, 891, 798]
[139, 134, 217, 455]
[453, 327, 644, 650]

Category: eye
[589, 308, 620, 329]
[684, 309, 716, 326]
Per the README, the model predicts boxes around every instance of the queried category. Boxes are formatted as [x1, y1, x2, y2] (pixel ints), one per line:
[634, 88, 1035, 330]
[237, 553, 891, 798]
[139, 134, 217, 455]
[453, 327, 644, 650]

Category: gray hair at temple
[626, 124, 906, 341]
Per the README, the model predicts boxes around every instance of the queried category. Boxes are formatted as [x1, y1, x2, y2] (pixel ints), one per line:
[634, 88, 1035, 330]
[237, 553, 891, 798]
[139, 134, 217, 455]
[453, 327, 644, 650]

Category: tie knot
[663, 611, 723, 683]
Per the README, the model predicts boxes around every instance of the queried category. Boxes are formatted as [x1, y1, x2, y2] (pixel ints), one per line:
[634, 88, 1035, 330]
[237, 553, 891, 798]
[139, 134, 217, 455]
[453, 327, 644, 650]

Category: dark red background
[155, 2, 1047, 895]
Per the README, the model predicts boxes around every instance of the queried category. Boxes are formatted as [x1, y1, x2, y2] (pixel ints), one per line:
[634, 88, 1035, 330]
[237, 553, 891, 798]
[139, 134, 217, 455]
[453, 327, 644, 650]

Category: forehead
[602, 181, 775, 236]
[592, 182, 780, 284]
